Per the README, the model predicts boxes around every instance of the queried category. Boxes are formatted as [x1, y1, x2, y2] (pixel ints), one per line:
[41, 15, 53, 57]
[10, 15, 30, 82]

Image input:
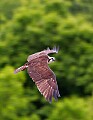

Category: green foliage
[0, 0, 21, 19]
[47, 96, 93, 120]
[0, 0, 93, 119]
[0, 66, 40, 119]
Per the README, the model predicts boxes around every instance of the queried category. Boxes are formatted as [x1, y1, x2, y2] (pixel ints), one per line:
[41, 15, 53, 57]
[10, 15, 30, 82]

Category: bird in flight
[14, 46, 60, 103]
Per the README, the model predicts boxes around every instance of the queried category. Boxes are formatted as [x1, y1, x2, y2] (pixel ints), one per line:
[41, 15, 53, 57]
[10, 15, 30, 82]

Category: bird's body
[14, 46, 60, 103]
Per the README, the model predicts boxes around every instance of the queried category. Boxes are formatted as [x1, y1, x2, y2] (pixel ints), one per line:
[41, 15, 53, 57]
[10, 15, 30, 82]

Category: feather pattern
[27, 55, 60, 103]
[14, 46, 60, 103]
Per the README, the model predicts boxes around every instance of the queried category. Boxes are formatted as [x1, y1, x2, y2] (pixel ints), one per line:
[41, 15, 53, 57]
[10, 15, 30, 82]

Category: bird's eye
[52, 58, 55, 61]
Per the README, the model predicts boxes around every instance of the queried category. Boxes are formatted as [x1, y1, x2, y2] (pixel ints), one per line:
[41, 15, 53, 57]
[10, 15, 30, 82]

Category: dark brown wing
[27, 46, 59, 62]
[27, 55, 60, 103]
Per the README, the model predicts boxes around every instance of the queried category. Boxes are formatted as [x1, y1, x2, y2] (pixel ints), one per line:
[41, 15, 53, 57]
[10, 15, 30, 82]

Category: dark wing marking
[27, 55, 60, 103]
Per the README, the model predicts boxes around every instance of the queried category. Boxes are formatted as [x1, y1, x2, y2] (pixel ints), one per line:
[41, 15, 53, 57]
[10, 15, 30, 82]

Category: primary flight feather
[14, 46, 60, 103]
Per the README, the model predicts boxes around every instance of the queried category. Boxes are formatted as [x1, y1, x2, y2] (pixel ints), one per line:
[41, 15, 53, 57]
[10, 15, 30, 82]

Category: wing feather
[48, 87, 52, 103]
[27, 46, 59, 62]
[27, 55, 60, 103]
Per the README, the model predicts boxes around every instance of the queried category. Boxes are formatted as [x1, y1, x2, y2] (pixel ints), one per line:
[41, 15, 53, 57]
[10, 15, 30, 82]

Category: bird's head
[48, 56, 55, 64]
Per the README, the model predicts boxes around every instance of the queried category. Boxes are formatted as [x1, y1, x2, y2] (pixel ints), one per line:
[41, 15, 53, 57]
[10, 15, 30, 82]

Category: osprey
[14, 46, 60, 103]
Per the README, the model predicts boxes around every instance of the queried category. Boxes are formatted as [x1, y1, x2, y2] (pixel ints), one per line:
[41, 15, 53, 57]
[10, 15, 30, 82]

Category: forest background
[0, 0, 93, 120]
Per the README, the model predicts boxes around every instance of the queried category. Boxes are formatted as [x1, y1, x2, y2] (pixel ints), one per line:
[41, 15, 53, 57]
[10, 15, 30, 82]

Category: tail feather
[14, 65, 28, 74]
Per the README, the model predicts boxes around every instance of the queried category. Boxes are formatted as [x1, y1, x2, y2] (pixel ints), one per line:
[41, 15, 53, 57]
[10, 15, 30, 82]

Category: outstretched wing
[27, 46, 59, 62]
[27, 55, 60, 103]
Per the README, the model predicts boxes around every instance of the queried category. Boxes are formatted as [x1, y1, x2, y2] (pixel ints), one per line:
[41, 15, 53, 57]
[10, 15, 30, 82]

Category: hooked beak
[52, 57, 55, 61]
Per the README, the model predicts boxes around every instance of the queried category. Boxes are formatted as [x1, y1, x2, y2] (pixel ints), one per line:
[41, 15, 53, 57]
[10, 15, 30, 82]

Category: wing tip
[53, 46, 59, 53]
[47, 47, 50, 50]
[46, 46, 59, 54]
[14, 69, 19, 74]
[53, 90, 60, 101]
[45, 89, 60, 103]
[14, 71, 17, 74]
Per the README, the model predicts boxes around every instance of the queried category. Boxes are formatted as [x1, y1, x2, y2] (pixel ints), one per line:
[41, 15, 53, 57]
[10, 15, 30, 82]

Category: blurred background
[0, 0, 93, 120]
